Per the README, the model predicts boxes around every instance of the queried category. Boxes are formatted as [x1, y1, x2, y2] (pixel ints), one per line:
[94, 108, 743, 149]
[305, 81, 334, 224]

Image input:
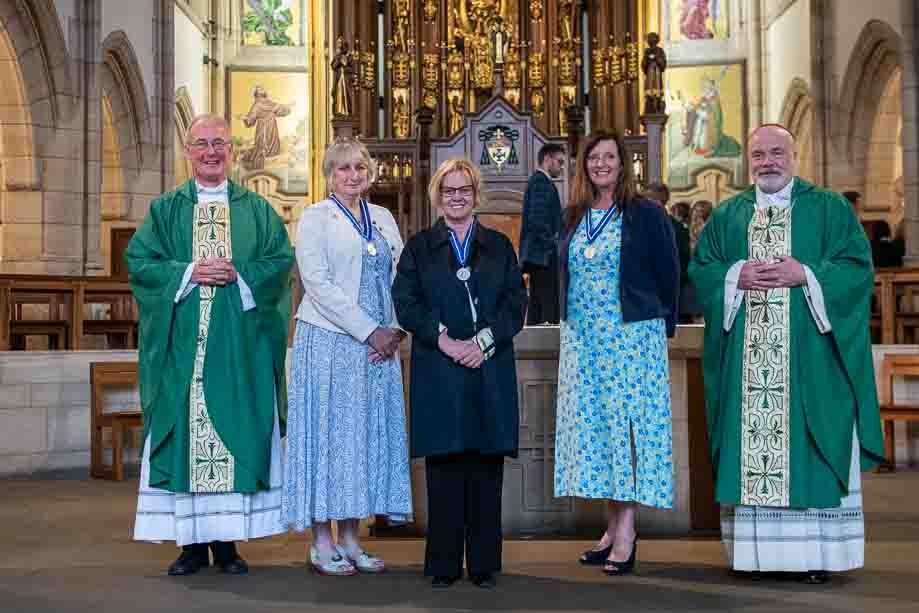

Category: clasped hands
[367, 327, 405, 364]
[191, 257, 238, 286]
[737, 256, 806, 291]
[438, 331, 486, 369]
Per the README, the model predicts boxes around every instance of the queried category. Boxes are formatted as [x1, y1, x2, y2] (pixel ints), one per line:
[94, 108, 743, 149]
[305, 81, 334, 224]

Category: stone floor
[2, 470, 919, 613]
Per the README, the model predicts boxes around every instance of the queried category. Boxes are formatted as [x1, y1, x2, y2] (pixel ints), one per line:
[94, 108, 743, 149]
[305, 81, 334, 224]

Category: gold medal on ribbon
[367, 243, 377, 256]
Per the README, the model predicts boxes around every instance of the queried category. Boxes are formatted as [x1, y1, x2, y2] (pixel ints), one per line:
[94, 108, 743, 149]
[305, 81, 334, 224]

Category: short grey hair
[184, 113, 230, 145]
[321, 137, 377, 193]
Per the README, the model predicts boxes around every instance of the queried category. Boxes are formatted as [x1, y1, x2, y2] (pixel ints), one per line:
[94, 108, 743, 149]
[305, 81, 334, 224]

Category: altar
[401, 323, 715, 537]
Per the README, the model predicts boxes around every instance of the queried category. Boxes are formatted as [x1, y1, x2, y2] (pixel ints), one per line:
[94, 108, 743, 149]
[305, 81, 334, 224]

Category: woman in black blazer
[554, 131, 679, 576]
[393, 158, 526, 589]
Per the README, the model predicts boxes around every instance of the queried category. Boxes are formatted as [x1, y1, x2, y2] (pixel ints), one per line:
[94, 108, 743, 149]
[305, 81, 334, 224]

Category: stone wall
[0, 350, 138, 477]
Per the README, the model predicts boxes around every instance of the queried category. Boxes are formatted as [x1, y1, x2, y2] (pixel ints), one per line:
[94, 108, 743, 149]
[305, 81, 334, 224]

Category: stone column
[747, 0, 764, 126]
[640, 113, 667, 185]
[904, 0, 919, 264]
[79, 0, 104, 275]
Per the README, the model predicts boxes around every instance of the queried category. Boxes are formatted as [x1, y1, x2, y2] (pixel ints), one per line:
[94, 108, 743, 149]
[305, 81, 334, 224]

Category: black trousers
[524, 256, 560, 325]
[424, 453, 505, 578]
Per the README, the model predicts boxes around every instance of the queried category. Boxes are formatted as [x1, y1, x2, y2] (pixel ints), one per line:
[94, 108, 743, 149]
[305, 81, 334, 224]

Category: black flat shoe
[211, 541, 249, 575]
[431, 575, 457, 588]
[802, 570, 829, 585]
[216, 555, 249, 575]
[167, 545, 210, 576]
[579, 543, 613, 565]
[472, 573, 496, 589]
[603, 538, 637, 576]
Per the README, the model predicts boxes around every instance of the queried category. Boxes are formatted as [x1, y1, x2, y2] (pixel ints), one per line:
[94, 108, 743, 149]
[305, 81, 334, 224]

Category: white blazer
[294, 198, 404, 341]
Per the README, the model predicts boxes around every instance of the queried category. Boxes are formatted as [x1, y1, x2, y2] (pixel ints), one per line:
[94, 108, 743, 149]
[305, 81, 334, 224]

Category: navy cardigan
[558, 198, 680, 337]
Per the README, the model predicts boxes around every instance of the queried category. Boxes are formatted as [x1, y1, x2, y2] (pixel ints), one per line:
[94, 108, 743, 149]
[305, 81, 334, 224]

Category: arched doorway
[0, 25, 37, 271]
[779, 78, 815, 184]
[865, 69, 903, 231]
[174, 87, 194, 186]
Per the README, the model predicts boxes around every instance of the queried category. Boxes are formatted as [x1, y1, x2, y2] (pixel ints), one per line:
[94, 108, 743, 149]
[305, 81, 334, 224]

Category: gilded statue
[393, 94, 410, 138]
[331, 37, 354, 117]
[454, 0, 510, 32]
[641, 32, 667, 113]
[449, 95, 465, 135]
[469, 21, 494, 90]
[447, 48, 465, 89]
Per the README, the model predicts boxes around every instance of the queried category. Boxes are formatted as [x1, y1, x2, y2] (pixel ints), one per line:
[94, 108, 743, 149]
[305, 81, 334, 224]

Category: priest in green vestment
[689, 124, 884, 584]
[128, 114, 294, 576]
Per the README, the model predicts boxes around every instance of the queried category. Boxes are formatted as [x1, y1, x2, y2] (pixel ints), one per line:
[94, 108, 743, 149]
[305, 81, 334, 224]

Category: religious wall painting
[242, 0, 302, 46]
[664, 62, 745, 190]
[664, 0, 730, 43]
[228, 69, 309, 193]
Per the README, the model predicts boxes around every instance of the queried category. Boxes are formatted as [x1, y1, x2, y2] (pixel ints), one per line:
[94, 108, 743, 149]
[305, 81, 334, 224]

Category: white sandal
[336, 544, 385, 573]
[309, 545, 357, 576]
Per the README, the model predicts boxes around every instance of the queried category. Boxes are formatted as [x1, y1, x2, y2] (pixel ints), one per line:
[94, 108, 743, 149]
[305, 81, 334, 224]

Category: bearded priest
[689, 123, 884, 585]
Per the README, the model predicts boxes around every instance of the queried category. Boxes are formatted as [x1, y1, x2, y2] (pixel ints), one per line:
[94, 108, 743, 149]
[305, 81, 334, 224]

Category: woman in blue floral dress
[554, 131, 680, 575]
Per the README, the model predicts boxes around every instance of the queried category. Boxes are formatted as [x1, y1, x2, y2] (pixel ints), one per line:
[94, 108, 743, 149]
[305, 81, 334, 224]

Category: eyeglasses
[188, 138, 228, 152]
[440, 185, 474, 198]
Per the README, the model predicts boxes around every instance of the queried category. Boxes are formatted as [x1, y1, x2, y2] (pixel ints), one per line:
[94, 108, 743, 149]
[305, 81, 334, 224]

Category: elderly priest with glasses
[127, 113, 294, 576]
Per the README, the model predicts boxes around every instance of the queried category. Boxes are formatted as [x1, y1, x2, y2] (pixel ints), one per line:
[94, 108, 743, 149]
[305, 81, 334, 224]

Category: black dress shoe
[167, 544, 210, 576]
[210, 541, 249, 575]
[431, 575, 457, 588]
[803, 570, 829, 585]
[603, 538, 638, 576]
[471, 573, 496, 589]
[579, 543, 613, 565]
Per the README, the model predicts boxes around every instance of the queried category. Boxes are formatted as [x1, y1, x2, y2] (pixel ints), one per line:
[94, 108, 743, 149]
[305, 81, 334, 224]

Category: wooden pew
[0, 275, 136, 350]
[90, 361, 142, 481]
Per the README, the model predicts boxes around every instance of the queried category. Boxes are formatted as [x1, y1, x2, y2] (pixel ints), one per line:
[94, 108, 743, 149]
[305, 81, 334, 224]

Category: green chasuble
[688, 178, 884, 509]
[126, 180, 294, 494]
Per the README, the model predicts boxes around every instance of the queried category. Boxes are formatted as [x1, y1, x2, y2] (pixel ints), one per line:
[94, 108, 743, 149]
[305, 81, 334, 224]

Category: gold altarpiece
[324, 1, 662, 239]
[332, 0, 650, 140]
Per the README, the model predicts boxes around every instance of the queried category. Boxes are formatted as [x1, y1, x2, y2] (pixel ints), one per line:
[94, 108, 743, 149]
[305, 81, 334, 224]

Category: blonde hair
[184, 113, 229, 145]
[428, 158, 487, 210]
[322, 137, 377, 193]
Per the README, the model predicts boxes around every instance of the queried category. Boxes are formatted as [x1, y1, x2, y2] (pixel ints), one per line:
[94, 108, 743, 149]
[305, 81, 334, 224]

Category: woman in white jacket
[282, 137, 412, 576]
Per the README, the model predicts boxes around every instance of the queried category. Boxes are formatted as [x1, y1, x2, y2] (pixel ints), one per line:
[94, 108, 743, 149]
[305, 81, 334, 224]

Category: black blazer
[519, 171, 562, 267]
[558, 198, 680, 337]
[393, 218, 527, 458]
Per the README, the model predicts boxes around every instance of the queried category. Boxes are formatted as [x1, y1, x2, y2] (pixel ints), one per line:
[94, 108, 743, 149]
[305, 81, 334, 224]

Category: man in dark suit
[644, 182, 692, 322]
[519, 143, 566, 324]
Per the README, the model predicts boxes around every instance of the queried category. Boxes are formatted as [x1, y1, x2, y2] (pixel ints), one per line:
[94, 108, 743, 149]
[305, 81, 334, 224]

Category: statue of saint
[331, 37, 354, 117]
[641, 32, 667, 114]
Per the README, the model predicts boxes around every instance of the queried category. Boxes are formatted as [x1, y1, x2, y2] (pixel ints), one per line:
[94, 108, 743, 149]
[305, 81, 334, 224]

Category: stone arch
[3, 0, 72, 125]
[864, 69, 903, 225]
[101, 31, 153, 175]
[0, 0, 74, 190]
[174, 86, 194, 186]
[835, 20, 902, 190]
[778, 78, 815, 183]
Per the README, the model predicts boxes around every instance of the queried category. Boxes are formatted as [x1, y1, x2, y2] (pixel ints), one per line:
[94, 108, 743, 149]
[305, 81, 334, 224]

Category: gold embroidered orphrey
[189, 200, 236, 492]
[740, 205, 792, 507]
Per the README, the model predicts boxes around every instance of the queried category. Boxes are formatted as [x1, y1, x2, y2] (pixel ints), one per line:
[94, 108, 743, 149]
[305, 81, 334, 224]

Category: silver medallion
[456, 267, 471, 281]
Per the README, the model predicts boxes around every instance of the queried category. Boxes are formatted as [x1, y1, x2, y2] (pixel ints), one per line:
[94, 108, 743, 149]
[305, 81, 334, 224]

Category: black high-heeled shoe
[579, 543, 613, 565]
[602, 537, 637, 576]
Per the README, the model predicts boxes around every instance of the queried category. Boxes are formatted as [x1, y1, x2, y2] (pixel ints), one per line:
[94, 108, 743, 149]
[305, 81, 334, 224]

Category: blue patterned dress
[283, 232, 413, 530]
[553, 213, 674, 509]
